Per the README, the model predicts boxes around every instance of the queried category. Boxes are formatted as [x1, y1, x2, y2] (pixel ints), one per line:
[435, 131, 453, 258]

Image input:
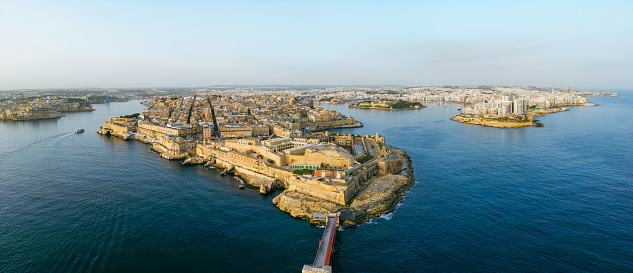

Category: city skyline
[1, 0, 632, 90]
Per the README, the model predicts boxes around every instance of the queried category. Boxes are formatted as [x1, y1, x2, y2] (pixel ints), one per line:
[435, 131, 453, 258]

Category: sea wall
[97, 121, 129, 139]
[197, 143, 362, 205]
[288, 177, 347, 205]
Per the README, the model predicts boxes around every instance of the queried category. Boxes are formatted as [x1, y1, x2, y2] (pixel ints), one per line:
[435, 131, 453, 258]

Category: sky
[1, 0, 632, 90]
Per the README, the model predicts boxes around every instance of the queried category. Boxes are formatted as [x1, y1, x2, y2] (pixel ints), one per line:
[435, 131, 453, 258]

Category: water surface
[1, 93, 632, 272]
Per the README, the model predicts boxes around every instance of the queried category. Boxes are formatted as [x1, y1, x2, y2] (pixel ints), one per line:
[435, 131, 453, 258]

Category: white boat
[75, 128, 84, 134]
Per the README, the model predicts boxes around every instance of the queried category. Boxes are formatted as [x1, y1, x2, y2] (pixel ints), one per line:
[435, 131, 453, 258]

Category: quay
[302, 213, 340, 273]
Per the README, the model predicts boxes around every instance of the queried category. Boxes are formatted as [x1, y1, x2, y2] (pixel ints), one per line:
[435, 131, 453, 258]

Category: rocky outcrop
[350, 174, 411, 223]
[349, 148, 414, 224]
[220, 164, 235, 175]
[272, 190, 342, 221]
[96, 127, 110, 135]
[182, 156, 204, 165]
[232, 169, 281, 194]
[204, 158, 216, 167]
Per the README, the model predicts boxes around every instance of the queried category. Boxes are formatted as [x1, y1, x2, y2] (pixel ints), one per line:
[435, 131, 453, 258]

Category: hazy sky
[1, 0, 632, 90]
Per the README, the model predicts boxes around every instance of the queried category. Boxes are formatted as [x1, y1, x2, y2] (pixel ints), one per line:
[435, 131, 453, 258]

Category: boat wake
[0, 132, 73, 162]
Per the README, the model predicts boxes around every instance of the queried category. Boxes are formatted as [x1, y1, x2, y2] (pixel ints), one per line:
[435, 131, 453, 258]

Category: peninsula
[349, 100, 424, 110]
[97, 93, 413, 225]
[446, 86, 615, 128]
[0, 97, 93, 121]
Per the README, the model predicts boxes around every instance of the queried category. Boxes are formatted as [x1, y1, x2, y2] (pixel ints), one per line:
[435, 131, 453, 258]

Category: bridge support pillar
[302, 265, 332, 273]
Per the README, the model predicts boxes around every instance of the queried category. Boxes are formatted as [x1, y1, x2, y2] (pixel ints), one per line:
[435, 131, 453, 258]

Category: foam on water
[233, 176, 245, 184]
[379, 213, 393, 221]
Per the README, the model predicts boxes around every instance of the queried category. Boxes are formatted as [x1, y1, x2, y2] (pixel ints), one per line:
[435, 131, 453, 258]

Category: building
[203, 124, 215, 139]
[261, 138, 293, 152]
[156, 135, 197, 157]
[219, 125, 252, 138]
[512, 98, 528, 115]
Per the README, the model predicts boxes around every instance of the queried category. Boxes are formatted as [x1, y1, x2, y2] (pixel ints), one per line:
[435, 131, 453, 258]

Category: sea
[1, 92, 632, 272]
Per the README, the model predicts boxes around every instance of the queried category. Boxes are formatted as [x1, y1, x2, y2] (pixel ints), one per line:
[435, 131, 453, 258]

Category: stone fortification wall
[223, 140, 285, 166]
[138, 127, 163, 138]
[345, 159, 378, 200]
[284, 154, 307, 165]
[98, 121, 129, 138]
[288, 178, 347, 205]
[197, 145, 294, 184]
[138, 122, 179, 137]
[197, 144, 356, 204]
[377, 158, 403, 175]
[348, 159, 378, 182]
[223, 141, 252, 153]
[112, 117, 135, 125]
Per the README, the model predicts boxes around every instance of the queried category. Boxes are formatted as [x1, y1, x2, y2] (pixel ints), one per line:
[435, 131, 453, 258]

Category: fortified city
[97, 91, 414, 226]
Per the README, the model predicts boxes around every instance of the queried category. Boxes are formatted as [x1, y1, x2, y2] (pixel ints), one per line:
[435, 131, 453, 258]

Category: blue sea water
[1, 92, 632, 272]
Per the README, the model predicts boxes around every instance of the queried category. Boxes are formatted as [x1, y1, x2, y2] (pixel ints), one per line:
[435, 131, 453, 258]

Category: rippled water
[1, 93, 632, 272]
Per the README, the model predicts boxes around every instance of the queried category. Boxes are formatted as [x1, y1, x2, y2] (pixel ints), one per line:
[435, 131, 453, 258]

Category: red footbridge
[302, 213, 339, 273]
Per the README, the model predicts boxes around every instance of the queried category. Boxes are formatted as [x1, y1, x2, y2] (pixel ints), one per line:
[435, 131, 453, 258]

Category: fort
[98, 113, 413, 225]
[192, 132, 410, 225]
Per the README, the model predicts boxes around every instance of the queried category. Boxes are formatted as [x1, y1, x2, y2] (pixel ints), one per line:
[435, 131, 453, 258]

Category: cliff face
[272, 191, 342, 221]
[350, 174, 412, 223]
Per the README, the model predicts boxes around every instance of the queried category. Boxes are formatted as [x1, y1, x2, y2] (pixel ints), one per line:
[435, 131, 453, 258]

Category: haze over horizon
[1, 0, 632, 90]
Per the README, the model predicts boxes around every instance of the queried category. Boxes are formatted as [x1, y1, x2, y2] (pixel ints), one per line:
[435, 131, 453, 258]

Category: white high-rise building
[512, 99, 528, 115]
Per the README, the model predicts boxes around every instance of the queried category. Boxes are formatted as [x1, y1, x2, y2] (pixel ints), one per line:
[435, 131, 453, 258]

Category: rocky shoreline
[450, 104, 586, 128]
[450, 115, 536, 128]
[168, 143, 414, 226]
[99, 130, 415, 227]
[273, 147, 415, 226]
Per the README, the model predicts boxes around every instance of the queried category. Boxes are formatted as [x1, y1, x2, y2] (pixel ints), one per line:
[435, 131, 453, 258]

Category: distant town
[1, 85, 617, 127]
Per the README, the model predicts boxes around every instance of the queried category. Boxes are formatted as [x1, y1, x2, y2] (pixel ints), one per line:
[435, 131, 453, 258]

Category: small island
[451, 113, 538, 128]
[349, 100, 424, 110]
